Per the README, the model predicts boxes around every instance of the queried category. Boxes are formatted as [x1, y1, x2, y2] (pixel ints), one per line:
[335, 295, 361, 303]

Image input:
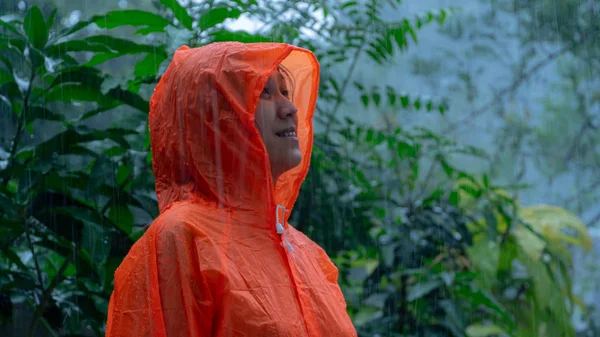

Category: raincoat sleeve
[106, 219, 214, 337]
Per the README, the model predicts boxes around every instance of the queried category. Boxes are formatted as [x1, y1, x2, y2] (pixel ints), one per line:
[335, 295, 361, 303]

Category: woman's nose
[277, 98, 298, 119]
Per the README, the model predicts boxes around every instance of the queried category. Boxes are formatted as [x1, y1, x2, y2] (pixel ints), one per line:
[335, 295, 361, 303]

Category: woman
[104, 42, 357, 337]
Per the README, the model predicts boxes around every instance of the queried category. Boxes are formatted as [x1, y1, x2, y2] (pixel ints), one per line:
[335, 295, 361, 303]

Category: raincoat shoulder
[106, 203, 218, 337]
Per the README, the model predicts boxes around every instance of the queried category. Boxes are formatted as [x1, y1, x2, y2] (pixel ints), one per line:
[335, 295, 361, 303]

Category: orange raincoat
[105, 42, 358, 337]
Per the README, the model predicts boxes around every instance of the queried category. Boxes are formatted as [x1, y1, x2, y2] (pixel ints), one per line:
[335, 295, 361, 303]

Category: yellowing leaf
[466, 323, 507, 337]
[513, 224, 546, 262]
[520, 204, 592, 251]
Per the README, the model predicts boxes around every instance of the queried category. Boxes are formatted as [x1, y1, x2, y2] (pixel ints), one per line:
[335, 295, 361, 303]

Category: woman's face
[255, 71, 301, 182]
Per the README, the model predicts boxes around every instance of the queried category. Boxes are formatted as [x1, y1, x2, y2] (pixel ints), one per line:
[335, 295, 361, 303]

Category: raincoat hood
[149, 42, 320, 221]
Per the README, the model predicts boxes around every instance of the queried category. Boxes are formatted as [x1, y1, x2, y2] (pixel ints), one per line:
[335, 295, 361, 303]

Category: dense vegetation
[0, 1, 594, 336]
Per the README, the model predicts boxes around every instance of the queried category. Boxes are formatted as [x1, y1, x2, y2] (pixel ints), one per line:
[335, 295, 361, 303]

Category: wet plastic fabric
[105, 42, 358, 337]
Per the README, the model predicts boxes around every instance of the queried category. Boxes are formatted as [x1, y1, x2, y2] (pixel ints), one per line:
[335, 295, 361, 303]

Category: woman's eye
[281, 90, 289, 97]
[260, 87, 271, 97]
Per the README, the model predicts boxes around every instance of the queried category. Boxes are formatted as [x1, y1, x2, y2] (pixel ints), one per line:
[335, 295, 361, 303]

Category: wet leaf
[199, 8, 242, 31]
[46, 39, 113, 56]
[84, 35, 157, 55]
[108, 205, 134, 234]
[134, 52, 168, 78]
[23, 6, 48, 49]
[46, 9, 57, 30]
[210, 30, 276, 43]
[407, 279, 442, 301]
[93, 10, 170, 32]
[50, 67, 103, 89]
[160, 0, 193, 30]
[0, 19, 24, 38]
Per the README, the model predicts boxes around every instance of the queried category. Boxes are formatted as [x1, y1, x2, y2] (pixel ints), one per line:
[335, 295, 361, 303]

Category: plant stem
[26, 256, 71, 337]
[2, 67, 36, 187]
[24, 221, 44, 288]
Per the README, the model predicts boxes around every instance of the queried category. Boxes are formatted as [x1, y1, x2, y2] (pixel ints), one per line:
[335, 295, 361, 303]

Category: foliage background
[0, 0, 598, 336]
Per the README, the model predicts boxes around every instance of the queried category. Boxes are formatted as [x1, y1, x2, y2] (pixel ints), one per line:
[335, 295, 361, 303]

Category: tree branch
[324, 38, 366, 135]
[443, 40, 579, 133]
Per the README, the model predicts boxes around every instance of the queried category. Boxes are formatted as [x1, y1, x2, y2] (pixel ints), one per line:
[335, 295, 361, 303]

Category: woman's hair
[277, 64, 295, 101]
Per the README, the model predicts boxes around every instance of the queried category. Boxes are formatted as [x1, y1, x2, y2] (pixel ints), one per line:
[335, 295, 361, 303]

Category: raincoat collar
[149, 42, 320, 228]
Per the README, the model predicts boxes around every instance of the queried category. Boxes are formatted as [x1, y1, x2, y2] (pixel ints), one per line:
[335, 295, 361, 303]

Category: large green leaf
[210, 30, 282, 43]
[466, 236, 499, 289]
[21, 127, 134, 159]
[134, 52, 168, 78]
[92, 10, 170, 33]
[0, 69, 13, 86]
[84, 35, 157, 54]
[23, 6, 48, 49]
[46, 39, 113, 56]
[44, 84, 121, 106]
[407, 279, 442, 301]
[106, 86, 149, 113]
[49, 67, 104, 89]
[108, 205, 134, 234]
[199, 8, 242, 31]
[456, 285, 513, 326]
[25, 106, 64, 125]
[160, 0, 193, 30]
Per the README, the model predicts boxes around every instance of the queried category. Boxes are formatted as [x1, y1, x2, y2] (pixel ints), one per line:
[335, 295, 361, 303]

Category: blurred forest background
[0, 0, 599, 336]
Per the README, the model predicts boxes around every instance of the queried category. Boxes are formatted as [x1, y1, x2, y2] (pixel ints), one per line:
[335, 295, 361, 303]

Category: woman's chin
[279, 151, 303, 172]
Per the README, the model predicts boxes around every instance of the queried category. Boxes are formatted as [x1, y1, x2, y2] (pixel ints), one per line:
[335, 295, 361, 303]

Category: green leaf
[29, 46, 45, 70]
[108, 205, 134, 234]
[407, 279, 442, 301]
[50, 67, 104, 89]
[372, 92, 381, 106]
[210, 30, 276, 43]
[44, 84, 121, 107]
[46, 39, 113, 56]
[85, 35, 158, 54]
[134, 52, 168, 78]
[84, 53, 121, 67]
[104, 146, 126, 157]
[23, 6, 49, 49]
[360, 94, 368, 107]
[386, 86, 396, 105]
[4, 248, 28, 272]
[135, 26, 168, 35]
[131, 193, 158, 218]
[0, 37, 26, 56]
[0, 69, 13, 86]
[25, 106, 64, 124]
[47, 9, 58, 30]
[160, 0, 193, 30]
[24, 127, 134, 158]
[92, 10, 170, 32]
[449, 190, 460, 206]
[116, 165, 132, 186]
[400, 94, 409, 107]
[456, 286, 513, 325]
[341, 1, 358, 10]
[199, 8, 242, 31]
[397, 141, 417, 158]
[0, 19, 24, 38]
[106, 86, 149, 113]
